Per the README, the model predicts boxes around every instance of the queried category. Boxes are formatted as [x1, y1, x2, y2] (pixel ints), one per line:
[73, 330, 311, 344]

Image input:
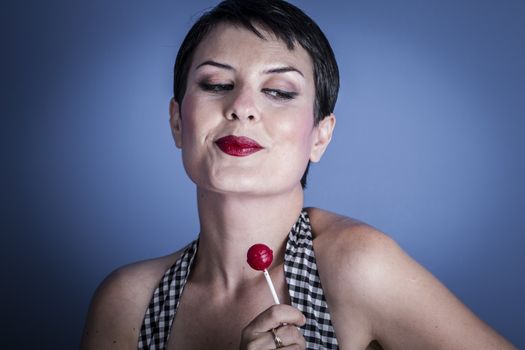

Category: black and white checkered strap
[138, 209, 339, 349]
[137, 240, 198, 349]
[284, 210, 339, 349]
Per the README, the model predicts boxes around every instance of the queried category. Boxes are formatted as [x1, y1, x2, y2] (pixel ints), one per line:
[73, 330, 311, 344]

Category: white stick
[263, 269, 280, 304]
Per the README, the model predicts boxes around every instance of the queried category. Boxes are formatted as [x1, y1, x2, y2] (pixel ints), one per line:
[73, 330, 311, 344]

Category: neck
[191, 185, 304, 291]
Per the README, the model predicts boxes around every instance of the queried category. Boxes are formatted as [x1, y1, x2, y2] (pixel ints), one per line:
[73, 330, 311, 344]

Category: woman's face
[171, 23, 334, 196]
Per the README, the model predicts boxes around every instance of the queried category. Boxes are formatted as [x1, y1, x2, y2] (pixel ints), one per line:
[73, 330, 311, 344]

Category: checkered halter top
[138, 209, 339, 349]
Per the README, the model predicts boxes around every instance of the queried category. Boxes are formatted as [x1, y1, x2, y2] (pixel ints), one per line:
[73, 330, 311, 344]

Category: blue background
[3, 0, 524, 348]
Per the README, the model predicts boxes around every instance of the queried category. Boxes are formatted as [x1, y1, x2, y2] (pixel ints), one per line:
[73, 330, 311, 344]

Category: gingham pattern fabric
[137, 240, 198, 349]
[138, 209, 339, 349]
[284, 210, 339, 349]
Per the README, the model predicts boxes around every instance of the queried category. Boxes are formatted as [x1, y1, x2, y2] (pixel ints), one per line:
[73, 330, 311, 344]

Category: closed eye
[262, 88, 298, 101]
[199, 82, 234, 92]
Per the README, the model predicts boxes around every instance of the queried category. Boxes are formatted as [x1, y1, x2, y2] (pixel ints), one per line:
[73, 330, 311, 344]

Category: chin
[186, 163, 305, 196]
[214, 177, 304, 197]
[209, 177, 266, 195]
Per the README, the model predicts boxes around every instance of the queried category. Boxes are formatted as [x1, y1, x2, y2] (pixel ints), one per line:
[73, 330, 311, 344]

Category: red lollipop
[247, 243, 280, 304]
[247, 243, 273, 271]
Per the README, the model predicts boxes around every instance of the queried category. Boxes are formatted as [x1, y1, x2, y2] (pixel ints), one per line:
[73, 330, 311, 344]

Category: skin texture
[80, 24, 517, 349]
[172, 24, 331, 196]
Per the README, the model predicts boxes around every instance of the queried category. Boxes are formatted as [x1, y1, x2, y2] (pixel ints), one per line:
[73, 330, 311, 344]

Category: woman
[81, 0, 516, 349]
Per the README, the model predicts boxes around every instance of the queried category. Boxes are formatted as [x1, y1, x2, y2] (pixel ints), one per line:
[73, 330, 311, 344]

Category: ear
[310, 113, 336, 163]
[169, 98, 183, 149]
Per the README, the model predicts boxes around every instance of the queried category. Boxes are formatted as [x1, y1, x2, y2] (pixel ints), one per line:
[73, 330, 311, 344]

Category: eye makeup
[198, 82, 234, 92]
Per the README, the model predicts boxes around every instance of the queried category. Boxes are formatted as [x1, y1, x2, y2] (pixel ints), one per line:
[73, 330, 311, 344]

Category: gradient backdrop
[3, 0, 524, 348]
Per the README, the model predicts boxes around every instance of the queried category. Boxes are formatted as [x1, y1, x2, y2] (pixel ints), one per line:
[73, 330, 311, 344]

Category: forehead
[189, 23, 314, 78]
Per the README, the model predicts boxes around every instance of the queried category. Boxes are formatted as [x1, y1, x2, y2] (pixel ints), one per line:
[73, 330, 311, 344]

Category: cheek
[275, 107, 314, 150]
[180, 96, 198, 135]
[178, 95, 214, 185]
[180, 95, 212, 147]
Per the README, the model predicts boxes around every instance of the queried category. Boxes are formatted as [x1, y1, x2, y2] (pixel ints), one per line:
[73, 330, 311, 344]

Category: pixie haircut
[173, 0, 340, 188]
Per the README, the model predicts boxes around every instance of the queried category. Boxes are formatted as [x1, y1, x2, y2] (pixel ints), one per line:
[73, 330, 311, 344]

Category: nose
[225, 86, 258, 122]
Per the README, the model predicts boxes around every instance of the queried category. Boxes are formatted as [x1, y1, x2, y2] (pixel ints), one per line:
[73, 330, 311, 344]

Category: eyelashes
[261, 88, 298, 100]
[198, 82, 298, 101]
[198, 82, 233, 92]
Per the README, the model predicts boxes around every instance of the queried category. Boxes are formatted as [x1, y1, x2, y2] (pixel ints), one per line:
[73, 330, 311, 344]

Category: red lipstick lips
[215, 135, 263, 157]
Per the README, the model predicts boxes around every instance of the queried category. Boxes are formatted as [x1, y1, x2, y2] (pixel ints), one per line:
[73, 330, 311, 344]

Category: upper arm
[80, 267, 147, 349]
[311, 211, 516, 349]
[359, 234, 514, 349]
[80, 254, 179, 349]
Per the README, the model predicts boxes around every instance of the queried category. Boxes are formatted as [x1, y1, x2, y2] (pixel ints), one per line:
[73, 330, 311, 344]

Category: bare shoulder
[80, 250, 184, 349]
[306, 206, 420, 317]
[306, 206, 395, 287]
[305, 207, 516, 349]
[306, 206, 390, 254]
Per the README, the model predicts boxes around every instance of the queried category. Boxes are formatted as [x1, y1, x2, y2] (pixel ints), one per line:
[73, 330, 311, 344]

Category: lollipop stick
[263, 269, 280, 304]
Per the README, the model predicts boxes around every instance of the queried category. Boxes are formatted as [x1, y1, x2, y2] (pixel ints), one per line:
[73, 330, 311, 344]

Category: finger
[246, 304, 306, 334]
[244, 325, 306, 350]
[273, 325, 306, 349]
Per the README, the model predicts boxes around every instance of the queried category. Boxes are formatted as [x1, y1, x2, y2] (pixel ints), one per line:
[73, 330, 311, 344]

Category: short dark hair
[173, 0, 339, 188]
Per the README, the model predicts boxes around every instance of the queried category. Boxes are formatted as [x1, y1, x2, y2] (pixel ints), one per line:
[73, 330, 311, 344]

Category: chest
[167, 303, 249, 350]
[166, 267, 291, 350]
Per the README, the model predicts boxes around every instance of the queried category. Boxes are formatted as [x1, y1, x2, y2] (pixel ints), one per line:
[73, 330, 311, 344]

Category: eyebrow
[263, 66, 304, 77]
[196, 60, 234, 71]
[195, 60, 304, 78]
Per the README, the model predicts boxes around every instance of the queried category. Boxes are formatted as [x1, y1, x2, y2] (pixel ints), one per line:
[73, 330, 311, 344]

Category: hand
[239, 304, 307, 349]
